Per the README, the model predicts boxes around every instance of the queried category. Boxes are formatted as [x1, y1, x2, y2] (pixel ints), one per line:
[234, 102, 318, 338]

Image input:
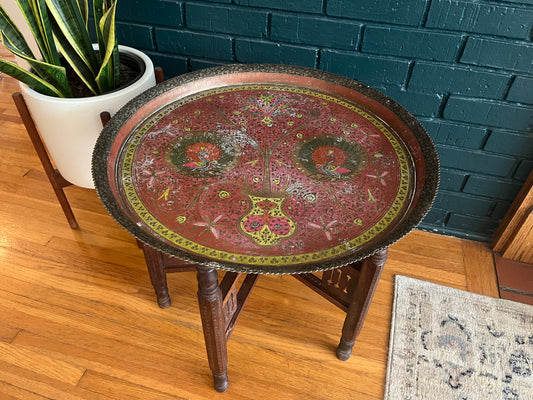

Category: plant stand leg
[12, 92, 78, 229]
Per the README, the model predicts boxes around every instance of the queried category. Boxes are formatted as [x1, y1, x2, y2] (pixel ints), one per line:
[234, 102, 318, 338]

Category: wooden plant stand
[11, 67, 164, 229]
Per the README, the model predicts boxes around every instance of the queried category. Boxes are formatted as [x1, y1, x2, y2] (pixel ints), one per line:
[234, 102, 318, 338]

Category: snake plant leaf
[46, 2, 101, 95]
[78, 0, 89, 26]
[0, 58, 64, 97]
[45, 0, 99, 74]
[14, 0, 61, 65]
[0, 0, 122, 97]
[1, 31, 72, 97]
[50, 16, 100, 95]
[0, 6, 36, 59]
[93, 0, 105, 63]
[95, 1, 118, 93]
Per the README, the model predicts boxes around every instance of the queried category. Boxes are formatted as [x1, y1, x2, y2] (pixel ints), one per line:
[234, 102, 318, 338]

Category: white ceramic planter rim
[21, 45, 156, 189]
[21, 45, 154, 104]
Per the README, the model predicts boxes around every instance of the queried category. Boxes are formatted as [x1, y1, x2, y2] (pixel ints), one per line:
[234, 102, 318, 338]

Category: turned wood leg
[196, 266, 229, 392]
[142, 244, 171, 308]
[336, 248, 388, 361]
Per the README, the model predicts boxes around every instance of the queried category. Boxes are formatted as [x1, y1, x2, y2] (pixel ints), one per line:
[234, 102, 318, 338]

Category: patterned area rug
[385, 276, 533, 400]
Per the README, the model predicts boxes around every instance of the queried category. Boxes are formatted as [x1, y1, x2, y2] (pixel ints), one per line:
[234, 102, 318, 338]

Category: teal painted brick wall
[463, 176, 522, 201]
[484, 131, 533, 157]
[235, 0, 323, 13]
[426, 0, 533, 39]
[186, 4, 268, 37]
[116, 0, 183, 26]
[508, 76, 533, 104]
[408, 63, 510, 99]
[420, 119, 487, 149]
[321, 50, 410, 87]
[379, 89, 442, 117]
[326, 0, 428, 26]
[115, 22, 156, 51]
[433, 191, 494, 216]
[235, 39, 318, 66]
[461, 38, 533, 72]
[114, 0, 533, 242]
[444, 97, 533, 131]
[156, 29, 234, 60]
[440, 169, 467, 191]
[361, 27, 463, 61]
[271, 14, 361, 49]
[516, 161, 533, 181]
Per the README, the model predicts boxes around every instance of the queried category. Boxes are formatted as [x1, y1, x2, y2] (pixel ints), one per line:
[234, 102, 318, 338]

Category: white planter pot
[21, 45, 156, 189]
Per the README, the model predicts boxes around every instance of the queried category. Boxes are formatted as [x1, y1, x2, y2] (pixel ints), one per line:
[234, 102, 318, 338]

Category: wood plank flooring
[0, 46, 500, 399]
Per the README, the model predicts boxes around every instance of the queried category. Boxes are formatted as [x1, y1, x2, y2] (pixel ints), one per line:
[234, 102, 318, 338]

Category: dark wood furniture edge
[492, 169, 533, 252]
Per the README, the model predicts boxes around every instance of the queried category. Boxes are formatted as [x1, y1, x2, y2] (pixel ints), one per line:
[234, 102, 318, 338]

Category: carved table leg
[196, 265, 229, 392]
[336, 248, 388, 361]
[142, 244, 171, 308]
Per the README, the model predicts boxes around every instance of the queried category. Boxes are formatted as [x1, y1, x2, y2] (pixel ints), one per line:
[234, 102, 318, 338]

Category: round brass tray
[93, 64, 439, 274]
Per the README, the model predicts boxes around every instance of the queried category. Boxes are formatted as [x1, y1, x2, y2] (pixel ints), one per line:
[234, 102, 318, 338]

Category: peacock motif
[183, 143, 220, 171]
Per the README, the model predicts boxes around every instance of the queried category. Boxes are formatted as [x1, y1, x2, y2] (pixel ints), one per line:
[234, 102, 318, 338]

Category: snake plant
[0, 0, 119, 97]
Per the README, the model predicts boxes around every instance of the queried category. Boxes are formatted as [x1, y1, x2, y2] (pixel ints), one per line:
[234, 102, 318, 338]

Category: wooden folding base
[141, 243, 387, 392]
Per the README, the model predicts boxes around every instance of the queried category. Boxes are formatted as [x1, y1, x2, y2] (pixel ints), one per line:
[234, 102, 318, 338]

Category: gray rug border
[384, 275, 533, 400]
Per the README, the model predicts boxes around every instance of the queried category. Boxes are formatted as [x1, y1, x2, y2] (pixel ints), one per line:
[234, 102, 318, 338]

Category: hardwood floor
[0, 47, 500, 399]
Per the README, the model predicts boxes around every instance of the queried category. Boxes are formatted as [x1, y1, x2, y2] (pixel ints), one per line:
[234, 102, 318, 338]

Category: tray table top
[93, 65, 439, 274]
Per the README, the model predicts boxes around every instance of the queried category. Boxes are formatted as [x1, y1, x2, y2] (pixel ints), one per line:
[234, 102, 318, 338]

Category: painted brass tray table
[92, 64, 439, 392]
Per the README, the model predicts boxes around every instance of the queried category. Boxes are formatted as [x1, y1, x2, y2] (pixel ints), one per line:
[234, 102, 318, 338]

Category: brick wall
[114, 0, 533, 242]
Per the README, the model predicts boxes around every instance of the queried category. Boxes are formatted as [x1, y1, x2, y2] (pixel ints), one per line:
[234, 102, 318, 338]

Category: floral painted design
[268, 217, 292, 236]
[240, 197, 295, 246]
[135, 159, 166, 189]
[246, 93, 288, 126]
[193, 214, 225, 239]
[308, 217, 339, 241]
[242, 215, 265, 233]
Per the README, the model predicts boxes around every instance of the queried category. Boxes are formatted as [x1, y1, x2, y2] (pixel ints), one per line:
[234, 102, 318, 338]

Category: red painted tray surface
[94, 65, 438, 274]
